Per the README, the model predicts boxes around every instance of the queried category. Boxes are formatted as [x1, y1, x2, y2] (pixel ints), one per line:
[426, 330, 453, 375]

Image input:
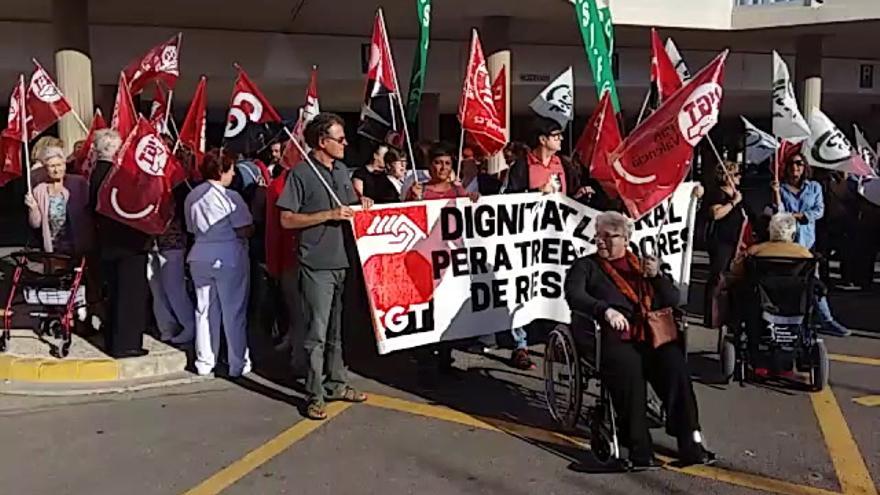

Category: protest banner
[352, 182, 699, 354]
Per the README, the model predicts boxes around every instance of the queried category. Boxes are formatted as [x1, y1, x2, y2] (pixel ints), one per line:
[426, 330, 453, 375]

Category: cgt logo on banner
[352, 183, 699, 354]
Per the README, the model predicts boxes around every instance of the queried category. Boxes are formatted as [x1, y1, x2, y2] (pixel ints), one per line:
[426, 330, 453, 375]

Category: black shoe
[628, 457, 662, 471]
[110, 349, 149, 359]
[678, 446, 717, 467]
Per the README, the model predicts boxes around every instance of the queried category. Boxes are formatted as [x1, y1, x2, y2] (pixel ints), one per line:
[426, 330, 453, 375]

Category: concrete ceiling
[1, 0, 878, 60]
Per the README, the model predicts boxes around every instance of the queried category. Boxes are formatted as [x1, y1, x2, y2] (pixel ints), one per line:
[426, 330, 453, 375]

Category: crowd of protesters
[8, 110, 877, 422]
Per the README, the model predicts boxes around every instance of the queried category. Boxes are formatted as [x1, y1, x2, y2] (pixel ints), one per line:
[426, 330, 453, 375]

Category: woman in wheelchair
[564, 212, 715, 469]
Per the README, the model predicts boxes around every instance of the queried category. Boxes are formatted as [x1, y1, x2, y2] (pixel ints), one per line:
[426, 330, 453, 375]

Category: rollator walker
[1, 251, 88, 358]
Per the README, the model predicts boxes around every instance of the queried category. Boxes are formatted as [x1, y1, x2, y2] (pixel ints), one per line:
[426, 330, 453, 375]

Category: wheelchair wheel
[544, 324, 582, 431]
[810, 340, 829, 391]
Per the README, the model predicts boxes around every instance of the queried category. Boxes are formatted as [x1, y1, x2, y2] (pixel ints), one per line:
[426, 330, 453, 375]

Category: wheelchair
[718, 256, 829, 391]
[543, 309, 686, 467]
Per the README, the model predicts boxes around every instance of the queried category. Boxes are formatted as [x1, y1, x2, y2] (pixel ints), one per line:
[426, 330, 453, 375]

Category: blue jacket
[779, 180, 824, 249]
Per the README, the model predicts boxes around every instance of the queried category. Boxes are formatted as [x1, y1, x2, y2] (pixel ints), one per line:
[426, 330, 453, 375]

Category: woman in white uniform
[184, 150, 254, 377]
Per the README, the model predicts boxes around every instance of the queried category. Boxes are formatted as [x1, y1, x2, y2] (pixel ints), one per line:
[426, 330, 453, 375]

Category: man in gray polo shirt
[277, 112, 373, 420]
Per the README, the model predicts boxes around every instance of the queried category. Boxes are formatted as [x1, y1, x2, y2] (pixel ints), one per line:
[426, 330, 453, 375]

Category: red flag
[492, 66, 507, 130]
[365, 11, 399, 95]
[283, 67, 320, 168]
[358, 10, 405, 148]
[223, 66, 282, 153]
[458, 30, 506, 157]
[148, 82, 169, 135]
[734, 216, 754, 261]
[96, 117, 185, 235]
[610, 50, 728, 218]
[650, 29, 682, 104]
[574, 91, 622, 198]
[111, 72, 137, 139]
[0, 76, 26, 187]
[179, 76, 207, 171]
[123, 33, 181, 95]
[26, 60, 72, 140]
[71, 109, 108, 177]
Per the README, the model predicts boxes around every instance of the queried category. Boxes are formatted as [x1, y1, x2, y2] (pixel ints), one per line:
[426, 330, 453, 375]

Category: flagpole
[163, 89, 174, 136]
[69, 110, 89, 134]
[281, 126, 344, 208]
[378, 8, 420, 195]
[635, 88, 651, 127]
[19, 75, 32, 194]
[457, 29, 476, 180]
[167, 112, 181, 142]
[706, 135, 735, 184]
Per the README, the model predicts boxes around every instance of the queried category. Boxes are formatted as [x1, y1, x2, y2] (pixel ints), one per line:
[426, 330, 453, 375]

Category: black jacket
[564, 254, 680, 324]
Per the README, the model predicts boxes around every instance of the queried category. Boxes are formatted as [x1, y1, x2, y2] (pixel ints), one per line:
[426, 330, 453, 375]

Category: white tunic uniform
[184, 181, 253, 376]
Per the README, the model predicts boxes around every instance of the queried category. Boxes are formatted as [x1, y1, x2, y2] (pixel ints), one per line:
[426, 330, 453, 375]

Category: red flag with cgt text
[610, 50, 728, 218]
[96, 117, 185, 235]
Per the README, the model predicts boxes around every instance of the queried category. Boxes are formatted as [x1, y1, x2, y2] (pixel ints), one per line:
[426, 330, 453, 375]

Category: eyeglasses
[548, 132, 564, 140]
[790, 160, 806, 166]
[323, 135, 347, 145]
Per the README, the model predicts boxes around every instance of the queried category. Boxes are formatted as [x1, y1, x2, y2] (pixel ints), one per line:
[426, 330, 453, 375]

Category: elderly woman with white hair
[24, 145, 93, 254]
[565, 211, 714, 469]
[88, 129, 153, 358]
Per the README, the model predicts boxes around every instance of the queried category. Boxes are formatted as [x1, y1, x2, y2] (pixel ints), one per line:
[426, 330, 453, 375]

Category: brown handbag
[646, 307, 678, 349]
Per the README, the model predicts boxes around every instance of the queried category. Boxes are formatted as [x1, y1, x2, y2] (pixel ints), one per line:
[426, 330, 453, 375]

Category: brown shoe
[511, 349, 536, 370]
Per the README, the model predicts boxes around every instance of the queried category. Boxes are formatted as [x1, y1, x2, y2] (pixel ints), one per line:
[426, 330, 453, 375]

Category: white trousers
[190, 258, 251, 376]
[147, 249, 196, 340]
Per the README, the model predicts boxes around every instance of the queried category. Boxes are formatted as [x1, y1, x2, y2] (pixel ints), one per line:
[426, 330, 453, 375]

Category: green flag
[597, 0, 614, 55]
[574, 0, 620, 112]
[405, 0, 431, 127]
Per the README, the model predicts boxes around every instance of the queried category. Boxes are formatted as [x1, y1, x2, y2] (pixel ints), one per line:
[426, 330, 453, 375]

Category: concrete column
[52, 0, 93, 154]
[481, 16, 511, 174]
[795, 34, 823, 122]
[418, 92, 440, 142]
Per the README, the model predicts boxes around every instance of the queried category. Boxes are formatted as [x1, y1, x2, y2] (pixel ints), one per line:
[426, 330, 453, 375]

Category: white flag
[805, 109, 875, 176]
[742, 116, 777, 165]
[529, 67, 574, 128]
[772, 52, 810, 142]
[665, 38, 691, 82]
[853, 124, 878, 172]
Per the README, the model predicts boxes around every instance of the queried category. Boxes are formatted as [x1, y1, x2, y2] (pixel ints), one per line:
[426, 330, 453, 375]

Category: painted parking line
[853, 395, 880, 408]
[810, 388, 879, 495]
[181, 402, 353, 495]
[366, 393, 840, 495]
[829, 354, 880, 367]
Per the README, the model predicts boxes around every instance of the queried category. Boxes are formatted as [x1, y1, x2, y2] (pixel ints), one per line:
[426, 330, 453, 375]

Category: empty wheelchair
[543, 310, 683, 467]
[719, 256, 829, 390]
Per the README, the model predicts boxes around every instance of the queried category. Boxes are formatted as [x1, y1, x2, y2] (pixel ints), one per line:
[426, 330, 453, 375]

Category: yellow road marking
[367, 394, 841, 495]
[829, 354, 880, 367]
[853, 396, 880, 407]
[181, 402, 352, 495]
[810, 388, 878, 495]
[663, 460, 840, 495]
[365, 394, 587, 450]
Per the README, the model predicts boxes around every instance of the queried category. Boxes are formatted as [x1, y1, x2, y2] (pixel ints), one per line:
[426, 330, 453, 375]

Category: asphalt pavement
[0, 259, 878, 495]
